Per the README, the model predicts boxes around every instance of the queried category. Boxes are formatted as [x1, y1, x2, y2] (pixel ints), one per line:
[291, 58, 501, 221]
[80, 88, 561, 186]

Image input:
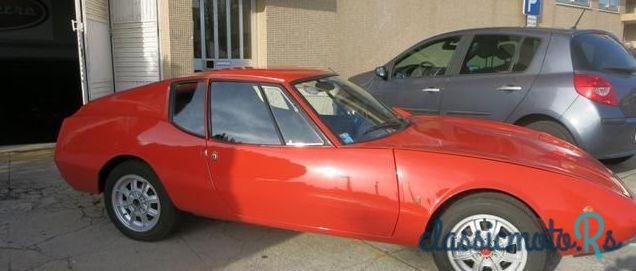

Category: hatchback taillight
[573, 73, 618, 106]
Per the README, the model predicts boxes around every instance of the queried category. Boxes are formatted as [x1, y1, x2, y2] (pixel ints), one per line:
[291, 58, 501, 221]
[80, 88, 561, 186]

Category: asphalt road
[0, 149, 634, 270]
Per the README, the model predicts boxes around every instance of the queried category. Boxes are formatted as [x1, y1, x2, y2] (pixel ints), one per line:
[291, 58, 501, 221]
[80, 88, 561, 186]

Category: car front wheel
[104, 160, 179, 241]
[429, 193, 560, 271]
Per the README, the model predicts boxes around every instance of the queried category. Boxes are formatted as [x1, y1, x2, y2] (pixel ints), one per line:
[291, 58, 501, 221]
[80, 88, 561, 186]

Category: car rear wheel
[524, 120, 575, 145]
[430, 193, 559, 271]
[104, 160, 179, 241]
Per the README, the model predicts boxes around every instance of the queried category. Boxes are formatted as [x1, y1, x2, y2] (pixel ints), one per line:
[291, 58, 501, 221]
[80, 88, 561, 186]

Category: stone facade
[160, 0, 625, 79]
[159, 0, 194, 79]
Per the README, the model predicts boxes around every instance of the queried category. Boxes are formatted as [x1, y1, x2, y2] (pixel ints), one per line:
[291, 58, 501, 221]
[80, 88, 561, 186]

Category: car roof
[191, 67, 335, 84]
[441, 26, 610, 37]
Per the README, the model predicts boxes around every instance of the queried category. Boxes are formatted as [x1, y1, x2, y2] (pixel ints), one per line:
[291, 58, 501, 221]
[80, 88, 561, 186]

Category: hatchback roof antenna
[572, 8, 586, 30]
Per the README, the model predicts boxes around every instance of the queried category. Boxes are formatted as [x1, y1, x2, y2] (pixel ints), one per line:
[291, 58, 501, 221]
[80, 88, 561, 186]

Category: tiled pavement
[0, 149, 634, 271]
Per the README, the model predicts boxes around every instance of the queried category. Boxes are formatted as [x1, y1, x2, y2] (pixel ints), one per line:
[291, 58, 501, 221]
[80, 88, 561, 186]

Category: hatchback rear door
[571, 32, 636, 118]
[440, 33, 547, 121]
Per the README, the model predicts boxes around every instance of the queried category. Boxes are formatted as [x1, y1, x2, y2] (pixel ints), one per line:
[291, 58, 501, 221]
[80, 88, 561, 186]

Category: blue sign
[523, 0, 542, 16]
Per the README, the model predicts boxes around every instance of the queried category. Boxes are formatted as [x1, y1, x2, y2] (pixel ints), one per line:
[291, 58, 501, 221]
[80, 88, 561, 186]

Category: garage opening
[0, 0, 162, 146]
[0, 0, 82, 146]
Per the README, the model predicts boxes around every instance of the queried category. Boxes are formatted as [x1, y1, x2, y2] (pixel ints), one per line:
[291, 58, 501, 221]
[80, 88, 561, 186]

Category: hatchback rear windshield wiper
[602, 66, 636, 74]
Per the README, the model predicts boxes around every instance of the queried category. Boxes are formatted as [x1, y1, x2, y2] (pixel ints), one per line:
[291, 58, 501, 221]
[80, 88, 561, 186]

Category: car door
[159, 80, 232, 218]
[440, 33, 546, 120]
[374, 36, 465, 115]
[205, 81, 399, 236]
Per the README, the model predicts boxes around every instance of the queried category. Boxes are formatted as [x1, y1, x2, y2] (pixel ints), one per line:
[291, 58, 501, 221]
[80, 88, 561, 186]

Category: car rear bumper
[562, 97, 636, 159]
[591, 118, 636, 159]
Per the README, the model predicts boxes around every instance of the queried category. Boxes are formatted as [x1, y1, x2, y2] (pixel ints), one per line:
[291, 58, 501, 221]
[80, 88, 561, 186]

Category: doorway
[0, 0, 82, 145]
[193, 0, 255, 71]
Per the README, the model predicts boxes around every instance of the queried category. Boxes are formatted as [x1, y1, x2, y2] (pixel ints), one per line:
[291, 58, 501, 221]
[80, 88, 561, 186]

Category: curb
[0, 143, 56, 154]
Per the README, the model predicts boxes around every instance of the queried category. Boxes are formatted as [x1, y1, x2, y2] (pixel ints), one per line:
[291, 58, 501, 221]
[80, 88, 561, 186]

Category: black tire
[601, 155, 634, 165]
[104, 160, 179, 241]
[524, 120, 575, 145]
[429, 193, 560, 271]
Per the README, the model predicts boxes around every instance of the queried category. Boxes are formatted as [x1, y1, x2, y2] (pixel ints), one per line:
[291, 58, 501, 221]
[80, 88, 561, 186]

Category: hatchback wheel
[430, 193, 559, 271]
[524, 120, 575, 145]
[104, 160, 179, 241]
[601, 155, 633, 165]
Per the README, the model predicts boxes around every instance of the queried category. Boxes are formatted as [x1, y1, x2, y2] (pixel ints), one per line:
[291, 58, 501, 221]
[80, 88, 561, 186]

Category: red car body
[55, 68, 636, 255]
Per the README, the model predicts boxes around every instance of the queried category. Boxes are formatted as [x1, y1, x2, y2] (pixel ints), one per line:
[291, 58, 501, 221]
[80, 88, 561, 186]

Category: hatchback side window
[210, 82, 281, 145]
[171, 81, 206, 137]
[460, 35, 540, 74]
[261, 85, 324, 146]
[393, 36, 460, 79]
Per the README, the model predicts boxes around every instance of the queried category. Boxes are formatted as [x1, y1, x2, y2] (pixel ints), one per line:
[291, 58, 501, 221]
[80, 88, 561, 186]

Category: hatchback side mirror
[375, 66, 388, 80]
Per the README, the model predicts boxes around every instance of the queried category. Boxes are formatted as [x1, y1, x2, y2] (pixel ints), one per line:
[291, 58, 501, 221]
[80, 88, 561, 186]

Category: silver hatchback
[351, 27, 636, 163]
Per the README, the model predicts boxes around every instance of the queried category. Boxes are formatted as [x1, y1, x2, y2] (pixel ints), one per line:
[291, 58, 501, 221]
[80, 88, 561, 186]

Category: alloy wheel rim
[446, 214, 528, 271]
[111, 174, 161, 232]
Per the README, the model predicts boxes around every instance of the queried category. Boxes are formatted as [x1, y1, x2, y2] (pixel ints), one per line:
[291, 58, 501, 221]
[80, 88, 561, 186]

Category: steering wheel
[419, 61, 435, 69]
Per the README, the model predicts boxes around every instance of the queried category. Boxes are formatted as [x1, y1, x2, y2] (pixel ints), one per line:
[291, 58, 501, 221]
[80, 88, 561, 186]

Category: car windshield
[294, 76, 408, 144]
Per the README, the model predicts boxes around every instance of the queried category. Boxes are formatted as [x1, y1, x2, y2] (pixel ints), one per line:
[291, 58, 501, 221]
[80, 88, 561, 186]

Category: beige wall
[625, 0, 636, 47]
[260, 0, 624, 77]
[159, 0, 624, 78]
[159, 0, 194, 79]
[261, 0, 339, 69]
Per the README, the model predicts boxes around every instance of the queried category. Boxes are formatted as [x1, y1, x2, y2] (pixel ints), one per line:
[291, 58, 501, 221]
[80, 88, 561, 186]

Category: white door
[193, 0, 255, 71]
[74, 0, 115, 103]
[110, 0, 161, 91]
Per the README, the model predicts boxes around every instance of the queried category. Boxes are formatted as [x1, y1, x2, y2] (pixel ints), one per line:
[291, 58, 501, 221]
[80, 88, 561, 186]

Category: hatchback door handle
[497, 85, 523, 92]
[421, 87, 441, 92]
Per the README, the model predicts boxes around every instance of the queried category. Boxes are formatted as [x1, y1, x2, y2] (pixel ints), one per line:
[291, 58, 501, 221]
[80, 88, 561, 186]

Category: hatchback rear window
[571, 33, 636, 72]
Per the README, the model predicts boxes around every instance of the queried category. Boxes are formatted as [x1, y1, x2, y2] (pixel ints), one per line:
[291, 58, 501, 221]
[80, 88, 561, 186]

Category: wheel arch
[513, 113, 579, 145]
[419, 188, 545, 247]
[98, 155, 152, 193]
[513, 113, 560, 127]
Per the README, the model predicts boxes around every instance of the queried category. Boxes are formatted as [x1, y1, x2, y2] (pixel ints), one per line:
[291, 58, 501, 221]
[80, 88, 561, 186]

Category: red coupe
[55, 68, 636, 271]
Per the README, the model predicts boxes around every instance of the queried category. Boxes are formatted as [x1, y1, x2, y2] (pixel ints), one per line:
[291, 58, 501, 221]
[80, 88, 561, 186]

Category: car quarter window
[393, 36, 460, 79]
[210, 81, 281, 145]
[460, 35, 541, 75]
[261, 85, 325, 146]
[171, 81, 206, 137]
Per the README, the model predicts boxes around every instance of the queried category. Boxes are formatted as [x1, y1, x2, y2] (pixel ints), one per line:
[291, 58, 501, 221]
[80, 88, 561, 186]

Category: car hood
[368, 115, 619, 189]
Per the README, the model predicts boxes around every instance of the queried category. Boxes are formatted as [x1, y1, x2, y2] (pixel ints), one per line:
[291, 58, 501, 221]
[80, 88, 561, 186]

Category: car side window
[393, 36, 460, 79]
[171, 81, 206, 137]
[210, 82, 281, 145]
[261, 85, 325, 146]
[460, 35, 541, 74]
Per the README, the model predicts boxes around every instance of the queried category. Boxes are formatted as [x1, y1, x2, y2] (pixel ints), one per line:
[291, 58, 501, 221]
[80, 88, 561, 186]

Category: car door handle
[497, 85, 523, 92]
[210, 151, 219, 161]
[421, 87, 441, 93]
